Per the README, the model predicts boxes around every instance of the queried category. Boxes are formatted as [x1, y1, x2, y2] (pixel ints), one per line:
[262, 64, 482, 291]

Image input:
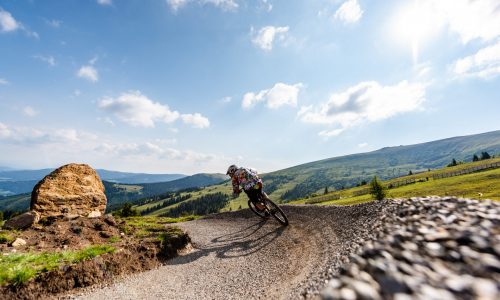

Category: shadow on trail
[168, 220, 287, 265]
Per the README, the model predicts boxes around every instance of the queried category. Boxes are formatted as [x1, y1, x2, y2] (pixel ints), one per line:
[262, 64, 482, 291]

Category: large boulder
[2, 211, 40, 230]
[31, 163, 107, 218]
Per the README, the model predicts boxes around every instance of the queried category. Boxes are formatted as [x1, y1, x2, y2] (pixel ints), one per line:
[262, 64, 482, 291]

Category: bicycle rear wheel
[264, 198, 289, 226]
[248, 200, 269, 219]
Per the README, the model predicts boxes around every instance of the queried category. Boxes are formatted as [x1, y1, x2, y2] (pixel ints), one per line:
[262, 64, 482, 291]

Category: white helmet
[226, 164, 238, 176]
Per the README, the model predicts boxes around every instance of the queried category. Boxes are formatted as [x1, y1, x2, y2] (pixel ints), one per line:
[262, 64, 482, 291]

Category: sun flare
[391, 0, 439, 65]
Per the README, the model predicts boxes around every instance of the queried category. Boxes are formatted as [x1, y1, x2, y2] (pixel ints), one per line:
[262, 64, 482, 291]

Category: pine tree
[408, 170, 413, 175]
[481, 152, 491, 160]
[369, 176, 386, 201]
[473, 154, 479, 162]
[324, 186, 329, 195]
[119, 203, 138, 217]
[447, 159, 457, 167]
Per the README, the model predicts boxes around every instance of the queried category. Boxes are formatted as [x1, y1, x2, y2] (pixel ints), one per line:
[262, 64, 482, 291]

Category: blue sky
[0, 0, 499, 174]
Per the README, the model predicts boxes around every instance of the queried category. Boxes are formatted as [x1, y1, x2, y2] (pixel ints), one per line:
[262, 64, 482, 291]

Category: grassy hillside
[291, 158, 500, 206]
[2, 131, 499, 216]
[0, 193, 30, 212]
[265, 130, 500, 201]
[132, 131, 500, 216]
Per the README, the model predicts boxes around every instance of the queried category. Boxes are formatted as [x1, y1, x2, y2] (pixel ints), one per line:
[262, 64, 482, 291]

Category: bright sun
[391, 1, 438, 65]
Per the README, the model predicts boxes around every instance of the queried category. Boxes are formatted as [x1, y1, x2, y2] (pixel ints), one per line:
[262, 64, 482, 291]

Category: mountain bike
[248, 192, 289, 226]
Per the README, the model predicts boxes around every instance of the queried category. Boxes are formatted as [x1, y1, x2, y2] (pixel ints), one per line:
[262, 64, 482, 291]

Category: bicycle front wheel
[264, 198, 289, 226]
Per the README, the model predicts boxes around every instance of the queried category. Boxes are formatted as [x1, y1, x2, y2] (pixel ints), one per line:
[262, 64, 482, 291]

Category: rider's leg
[245, 188, 266, 211]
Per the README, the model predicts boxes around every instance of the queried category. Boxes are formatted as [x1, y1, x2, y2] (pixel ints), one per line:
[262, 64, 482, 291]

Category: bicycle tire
[264, 198, 289, 226]
[248, 200, 269, 219]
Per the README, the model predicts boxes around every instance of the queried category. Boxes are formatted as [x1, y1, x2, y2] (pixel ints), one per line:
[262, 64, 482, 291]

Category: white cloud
[251, 26, 289, 51]
[434, 0, 500, 44]
[181, 113, 210, 128]
[392, 0, 500, 45]
[96, 141, 216, 163]
[334, 0, 363, 24]
[242, 82, 303, 109]
[97, 117, 115, 127]
[77, 65, 99, 82]
[0, 8, 19, 32]
[0, 78, 8, 85]
[220, 96, 232, 103]
[97, 0, 112, 6]
[0, 122, 228, 174]
[299, 81, 426, 136]
[0, 8, 38, 38]
[34, 55, 56, 66]
[89, 56, 98, 65]
[98, 91, 180, 128]
[0, 123, 92, 145]
[45, 19, 61, 28]
[319, 129, 344, 138]
[0, 122, 11, 138]
[260, 0, 272, 12]
[358, 142, 368, 148]
[205, 0, 238, 11]
[166, 0, 190, 11]
[23, 106, 39, 117]
[166, 0, 238, 12]
[452, 40, 500, 79]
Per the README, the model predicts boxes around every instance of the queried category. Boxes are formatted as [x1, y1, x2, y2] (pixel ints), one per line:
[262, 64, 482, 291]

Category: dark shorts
[244, 188, 263, 203]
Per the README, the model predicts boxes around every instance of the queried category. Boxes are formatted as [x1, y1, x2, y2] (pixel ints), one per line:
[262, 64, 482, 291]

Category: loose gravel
[77, 197, 499, 300]
[320, 196, 500, 300]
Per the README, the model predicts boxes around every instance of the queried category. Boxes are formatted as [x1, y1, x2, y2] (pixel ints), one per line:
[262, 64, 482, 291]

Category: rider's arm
[231, 176, 241, 194]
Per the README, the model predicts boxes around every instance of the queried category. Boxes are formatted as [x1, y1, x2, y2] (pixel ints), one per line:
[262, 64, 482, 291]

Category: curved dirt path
[78, 203, 387, 299]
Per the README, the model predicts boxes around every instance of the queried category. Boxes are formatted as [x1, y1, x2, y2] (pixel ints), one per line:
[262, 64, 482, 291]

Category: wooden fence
[432, 162, 500, 179]
[305, 193, 340, 204]
[306, 161, 500, 204]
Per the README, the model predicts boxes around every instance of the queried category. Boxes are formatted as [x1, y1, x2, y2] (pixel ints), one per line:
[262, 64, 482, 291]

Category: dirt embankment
[0, 215, 190, 300]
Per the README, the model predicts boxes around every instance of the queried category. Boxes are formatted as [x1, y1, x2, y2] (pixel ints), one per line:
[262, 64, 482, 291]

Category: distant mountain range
[1, 130, 499, 213]
[0, 168, 186, 196]
[0, 173, 228, 212]
[0, 168, 185, 183]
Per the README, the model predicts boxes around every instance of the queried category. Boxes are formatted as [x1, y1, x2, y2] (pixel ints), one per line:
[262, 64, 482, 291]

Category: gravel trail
[78, 197, 499, 299]
[78, 202, 389, 300]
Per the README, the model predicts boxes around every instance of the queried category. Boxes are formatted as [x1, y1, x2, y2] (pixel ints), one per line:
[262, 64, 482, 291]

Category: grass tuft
[0, 245, 115, 286]
[0, 232, 15, 244]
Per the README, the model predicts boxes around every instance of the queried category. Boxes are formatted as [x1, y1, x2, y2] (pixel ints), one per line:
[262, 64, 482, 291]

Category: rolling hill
[263, 130, 500, 201]
[1, 130, 499, 216]
[0, 169, 186, 196]
[0, 173, 227, 213]
[135, 130, 500, 216]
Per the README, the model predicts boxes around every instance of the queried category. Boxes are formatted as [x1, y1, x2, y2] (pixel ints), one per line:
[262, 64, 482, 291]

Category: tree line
[159, 192, 229, 218]
[140, 194, 193, 215]
[447, 151, 494, 167]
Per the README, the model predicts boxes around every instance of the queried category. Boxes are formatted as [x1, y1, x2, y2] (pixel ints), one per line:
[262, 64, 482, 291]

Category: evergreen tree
[473, 154, 479, 162]
[324, 186, 329, 195]
[447, 159, 457, 167]
[481, 152, 491, 160]
[369, 176, 386, 201]
[118, 203, 139, 217]
[408, 170, 413, 175]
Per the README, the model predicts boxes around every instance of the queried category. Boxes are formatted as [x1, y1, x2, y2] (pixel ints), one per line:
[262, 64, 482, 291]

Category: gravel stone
[74, 197, 499, 300]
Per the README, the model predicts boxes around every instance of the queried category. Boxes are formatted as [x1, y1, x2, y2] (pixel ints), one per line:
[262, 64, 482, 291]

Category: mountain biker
[226, 164, 267, 212]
